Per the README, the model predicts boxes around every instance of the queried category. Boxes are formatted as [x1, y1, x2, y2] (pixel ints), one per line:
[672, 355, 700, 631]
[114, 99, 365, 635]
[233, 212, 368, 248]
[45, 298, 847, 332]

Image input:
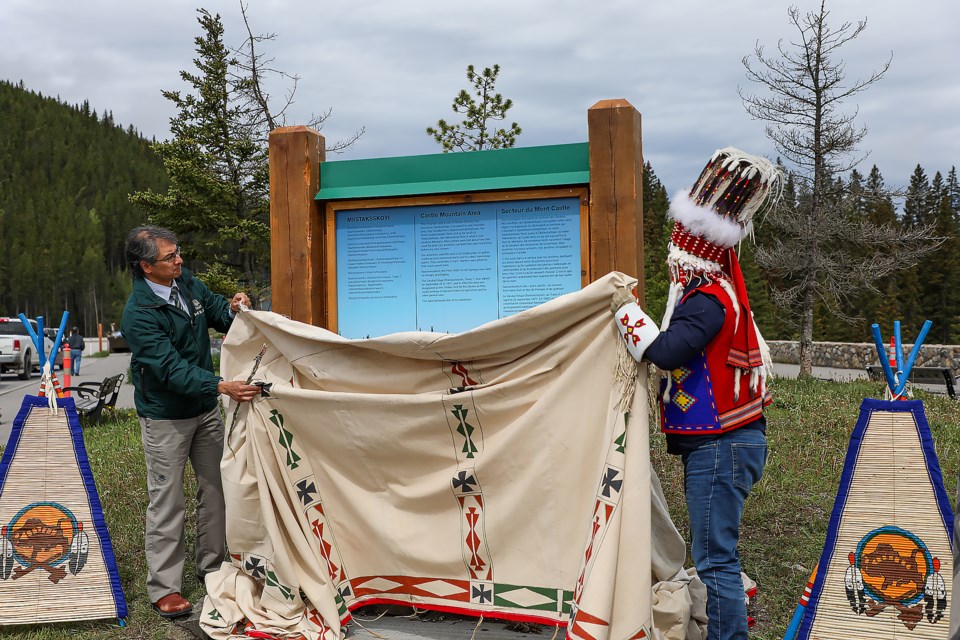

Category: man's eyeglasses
[155, 246, 181, 264]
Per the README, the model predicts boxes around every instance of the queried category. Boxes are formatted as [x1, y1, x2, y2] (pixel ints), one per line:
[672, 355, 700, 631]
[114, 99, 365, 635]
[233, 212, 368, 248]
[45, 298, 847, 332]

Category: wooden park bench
[865, 365, 956, 399]
[62, 373, 125, 423]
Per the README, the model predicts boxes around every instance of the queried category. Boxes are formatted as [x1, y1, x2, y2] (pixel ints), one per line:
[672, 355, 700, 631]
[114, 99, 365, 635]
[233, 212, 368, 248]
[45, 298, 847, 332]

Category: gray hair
[125, 225, 179, 278]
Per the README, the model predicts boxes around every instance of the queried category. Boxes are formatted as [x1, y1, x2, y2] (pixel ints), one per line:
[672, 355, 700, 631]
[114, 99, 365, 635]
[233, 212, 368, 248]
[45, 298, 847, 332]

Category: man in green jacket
[121, 226, 260, 619]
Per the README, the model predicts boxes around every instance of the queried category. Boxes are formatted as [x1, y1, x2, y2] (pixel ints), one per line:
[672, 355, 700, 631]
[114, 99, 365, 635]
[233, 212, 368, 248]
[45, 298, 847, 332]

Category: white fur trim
[669, 192, 746, 247]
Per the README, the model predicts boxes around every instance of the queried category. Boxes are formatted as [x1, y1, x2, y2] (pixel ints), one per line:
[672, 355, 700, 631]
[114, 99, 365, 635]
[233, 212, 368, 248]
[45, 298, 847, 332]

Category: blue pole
[782, 603, 806, 640]
[871, 323, 898, 392]
[895, 320, 933, 396]
[36, 316, 46, 369]
[782, 564, 817, 640]
[17, 313, 43, 361]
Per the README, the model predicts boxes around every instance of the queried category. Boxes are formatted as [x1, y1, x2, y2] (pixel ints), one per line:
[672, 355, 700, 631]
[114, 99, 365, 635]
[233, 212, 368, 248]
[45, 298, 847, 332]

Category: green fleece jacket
[121, 268, 233, 420]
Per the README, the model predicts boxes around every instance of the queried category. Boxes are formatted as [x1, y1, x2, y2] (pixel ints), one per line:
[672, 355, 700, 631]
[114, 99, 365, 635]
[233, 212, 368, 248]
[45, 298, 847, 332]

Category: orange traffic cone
[63, 345, 72, 396]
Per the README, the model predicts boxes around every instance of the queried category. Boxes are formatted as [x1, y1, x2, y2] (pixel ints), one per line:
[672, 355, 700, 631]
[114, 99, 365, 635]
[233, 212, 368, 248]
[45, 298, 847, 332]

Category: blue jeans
[683, 428, 767, 640]
[71, 351, 81, 375]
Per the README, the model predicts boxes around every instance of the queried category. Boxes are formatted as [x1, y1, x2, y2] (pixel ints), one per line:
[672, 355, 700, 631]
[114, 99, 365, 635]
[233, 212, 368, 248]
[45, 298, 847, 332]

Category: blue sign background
[336, 197, 580, 338]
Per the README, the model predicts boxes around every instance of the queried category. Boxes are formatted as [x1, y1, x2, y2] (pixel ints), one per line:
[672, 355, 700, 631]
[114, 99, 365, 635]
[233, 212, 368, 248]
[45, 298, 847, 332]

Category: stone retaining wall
[768, 341, 960, 371]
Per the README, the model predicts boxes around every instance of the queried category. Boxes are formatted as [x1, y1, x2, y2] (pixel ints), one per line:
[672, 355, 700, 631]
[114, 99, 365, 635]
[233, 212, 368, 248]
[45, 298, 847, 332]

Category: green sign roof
[316, 143, 589, 201]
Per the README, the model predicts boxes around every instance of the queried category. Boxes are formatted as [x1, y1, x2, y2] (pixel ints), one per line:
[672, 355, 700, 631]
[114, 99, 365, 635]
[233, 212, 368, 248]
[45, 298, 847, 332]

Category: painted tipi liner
[793, 321, 953, 639]
[0, 314, 126, 625]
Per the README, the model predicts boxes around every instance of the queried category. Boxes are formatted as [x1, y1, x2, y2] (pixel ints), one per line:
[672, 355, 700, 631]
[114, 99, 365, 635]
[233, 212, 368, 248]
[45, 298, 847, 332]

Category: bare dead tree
[232, 1, 364, 153]
[739, 0, 940, 377]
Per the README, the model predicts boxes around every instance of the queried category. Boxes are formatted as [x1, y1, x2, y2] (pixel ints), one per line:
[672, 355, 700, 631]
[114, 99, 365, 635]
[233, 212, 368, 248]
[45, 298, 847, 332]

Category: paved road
[0, 351, 134, 442]
[771, 362, 867, 382]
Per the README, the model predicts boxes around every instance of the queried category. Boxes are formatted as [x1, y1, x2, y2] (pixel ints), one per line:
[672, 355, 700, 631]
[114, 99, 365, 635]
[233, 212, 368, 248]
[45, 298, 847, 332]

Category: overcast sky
[1, 0, 957, 194]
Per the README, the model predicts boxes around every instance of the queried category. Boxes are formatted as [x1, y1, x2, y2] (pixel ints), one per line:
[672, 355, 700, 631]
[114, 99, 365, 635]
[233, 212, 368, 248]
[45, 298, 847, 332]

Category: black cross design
[600, 467, 622, 498]
[448, 386, 473, 394]
[296, 479, 318, 505]
[472, 584, 492, 603]
[245, 556, 266, 579]
[452, 471, 477, 494]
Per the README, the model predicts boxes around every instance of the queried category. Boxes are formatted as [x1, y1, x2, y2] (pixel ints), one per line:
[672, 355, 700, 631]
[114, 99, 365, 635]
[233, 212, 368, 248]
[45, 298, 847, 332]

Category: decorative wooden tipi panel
[797, 399, 952, 639]
[0, 396, 126, 624]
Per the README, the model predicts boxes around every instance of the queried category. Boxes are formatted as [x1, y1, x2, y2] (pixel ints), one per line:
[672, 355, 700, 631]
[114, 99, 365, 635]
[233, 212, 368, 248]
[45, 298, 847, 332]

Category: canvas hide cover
[0, 396, 126, 625]
[798, 399, 953, 639]
[201, 272, 702, 640]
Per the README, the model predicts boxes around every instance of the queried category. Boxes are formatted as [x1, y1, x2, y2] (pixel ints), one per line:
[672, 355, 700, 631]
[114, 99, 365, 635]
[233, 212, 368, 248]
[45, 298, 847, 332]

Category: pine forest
[0, 80, 168, 333]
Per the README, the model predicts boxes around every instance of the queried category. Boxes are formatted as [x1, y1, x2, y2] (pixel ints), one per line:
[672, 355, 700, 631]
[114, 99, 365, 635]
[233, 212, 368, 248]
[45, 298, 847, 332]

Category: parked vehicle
[0, 318, 56, 379]
[42, 328, 66, 370]
[108, 329, 129, 353]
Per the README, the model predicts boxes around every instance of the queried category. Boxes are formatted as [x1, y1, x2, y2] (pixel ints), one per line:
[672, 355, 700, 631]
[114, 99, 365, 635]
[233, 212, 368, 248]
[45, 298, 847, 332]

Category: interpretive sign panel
[334, 196, 582, 338]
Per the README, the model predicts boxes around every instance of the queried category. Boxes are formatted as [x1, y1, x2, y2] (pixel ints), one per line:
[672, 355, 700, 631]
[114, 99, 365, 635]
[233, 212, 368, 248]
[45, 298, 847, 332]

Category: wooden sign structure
[268, 99, 645, 332]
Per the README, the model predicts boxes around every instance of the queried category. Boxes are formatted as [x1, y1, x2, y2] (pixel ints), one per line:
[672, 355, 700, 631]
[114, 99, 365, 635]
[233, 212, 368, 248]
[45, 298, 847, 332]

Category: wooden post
[269, 126, 326, 326]
[587, 99, 645, 304]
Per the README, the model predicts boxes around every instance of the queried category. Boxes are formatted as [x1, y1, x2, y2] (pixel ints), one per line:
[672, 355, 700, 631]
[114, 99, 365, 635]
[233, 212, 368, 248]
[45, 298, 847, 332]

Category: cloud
[0, 0, 956, 192]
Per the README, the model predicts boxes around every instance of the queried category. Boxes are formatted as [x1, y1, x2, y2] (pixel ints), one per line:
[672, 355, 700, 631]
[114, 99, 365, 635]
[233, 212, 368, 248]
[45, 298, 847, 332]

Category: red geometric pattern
[306, 607, 331, 635]
[308, 502, 346, 583]
[466, 508, 485, 574]
[350, 575, 471, 601]
[619, 312, 647, 347]
[457, 494, 492, 580]
[450, 362, 479, 387]
[570, 412, 629, 624]
[567, 607, 610, 640]
[442, 388, 493, 583]
[572, 500, 613, 602]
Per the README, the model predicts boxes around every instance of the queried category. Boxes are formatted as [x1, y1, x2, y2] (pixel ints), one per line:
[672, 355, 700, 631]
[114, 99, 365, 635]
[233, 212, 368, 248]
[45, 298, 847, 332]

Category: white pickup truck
[0, 317, 56, 380]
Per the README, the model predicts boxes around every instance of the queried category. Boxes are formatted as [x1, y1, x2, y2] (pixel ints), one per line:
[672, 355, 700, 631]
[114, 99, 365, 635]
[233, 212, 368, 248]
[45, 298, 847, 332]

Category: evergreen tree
[903, 165, 930, 227]
[918, 172, 959, 343]
[947, 167, 960, 214]
[0, 79, 166, 329]
[131, 9, 270, 303]
[641, 161, 670, 322]
[859, 166, 900, 336]
[898, 166, 932, 335]
[427, 65, 522, 152]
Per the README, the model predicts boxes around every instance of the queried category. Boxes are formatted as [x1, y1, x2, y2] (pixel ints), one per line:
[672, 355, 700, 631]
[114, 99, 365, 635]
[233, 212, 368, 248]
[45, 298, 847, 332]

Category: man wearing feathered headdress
[612, 148, 782, 640]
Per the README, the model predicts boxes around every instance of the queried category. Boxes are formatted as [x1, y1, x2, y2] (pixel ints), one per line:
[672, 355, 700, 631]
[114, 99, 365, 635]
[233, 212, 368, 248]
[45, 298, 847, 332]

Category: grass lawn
[0, 377, 957, 638]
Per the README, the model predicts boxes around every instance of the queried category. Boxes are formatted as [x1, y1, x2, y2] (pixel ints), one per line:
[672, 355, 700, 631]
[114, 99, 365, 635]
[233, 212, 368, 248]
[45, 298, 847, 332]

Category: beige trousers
[140, 406, 226, 602]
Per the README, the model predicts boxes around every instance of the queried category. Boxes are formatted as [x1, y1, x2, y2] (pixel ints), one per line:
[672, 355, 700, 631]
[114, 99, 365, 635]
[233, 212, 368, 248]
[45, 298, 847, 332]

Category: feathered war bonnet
[661, 147, 783, 398]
